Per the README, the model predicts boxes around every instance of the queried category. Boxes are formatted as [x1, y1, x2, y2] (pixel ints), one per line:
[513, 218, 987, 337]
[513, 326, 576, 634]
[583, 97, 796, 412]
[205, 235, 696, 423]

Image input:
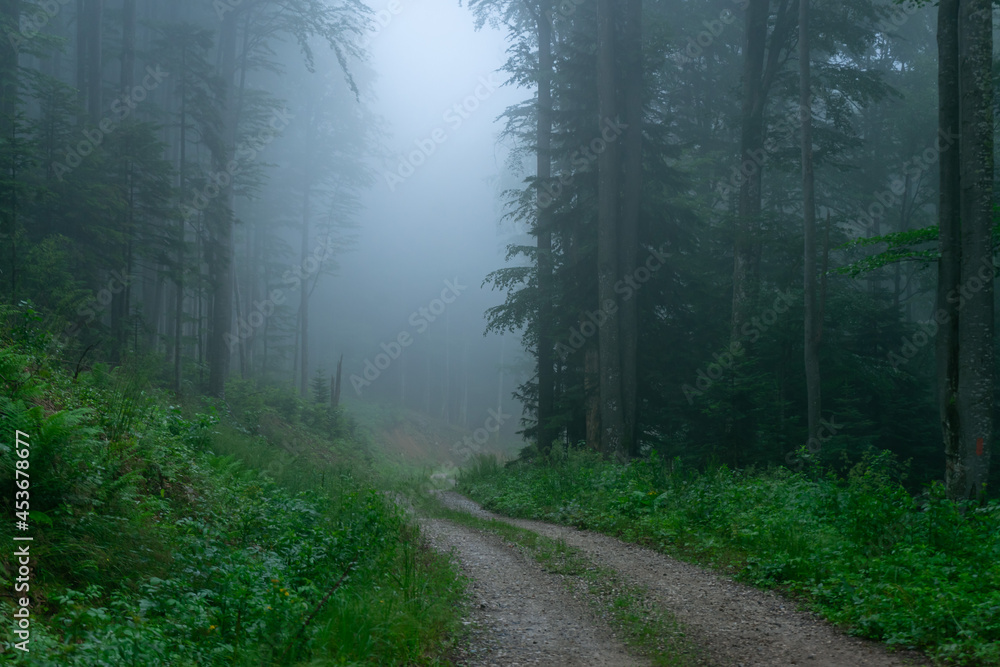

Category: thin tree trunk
[937, 0, 962, 499]
[442, 309, 451, 421]
[799, 0, 821, 445]
[732, 0, 768, 344]
[596, 0, 625, 461]
[585, 340, 601, 452]
[535, 0, 556, 453]
[618, 0, 642, 457]
[332, 353, 343, 408]
[234, 259, 247, 379]
[0, 0, 19, 139]
[76, 0, 87, 115]
[208, 11, 239, 398]
[298, 182, 312, 396]
[173, 38, 188, 394]
[86, 0, 102, 124]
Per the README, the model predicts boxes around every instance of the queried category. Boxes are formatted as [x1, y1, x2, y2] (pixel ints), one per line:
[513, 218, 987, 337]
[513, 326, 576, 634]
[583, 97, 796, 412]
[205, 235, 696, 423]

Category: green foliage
[459, 451, 1000, 664]
[836, 226, 939, 277]
[0, 315, 463, 665]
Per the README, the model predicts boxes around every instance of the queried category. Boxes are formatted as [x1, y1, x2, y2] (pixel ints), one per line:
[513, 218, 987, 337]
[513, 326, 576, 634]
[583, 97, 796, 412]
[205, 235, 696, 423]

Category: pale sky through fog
[316, 0, 530, 391]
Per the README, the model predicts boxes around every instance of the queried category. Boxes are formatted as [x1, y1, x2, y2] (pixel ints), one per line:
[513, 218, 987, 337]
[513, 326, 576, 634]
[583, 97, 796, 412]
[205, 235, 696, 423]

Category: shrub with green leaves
[459, 449, 1000, 664]
[0, 312, 463, 665]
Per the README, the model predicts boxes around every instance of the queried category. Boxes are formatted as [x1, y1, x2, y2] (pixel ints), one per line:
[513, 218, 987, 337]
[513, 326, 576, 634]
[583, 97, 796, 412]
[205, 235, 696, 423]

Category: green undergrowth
[0, 306, 463, 665]
[458, 449, 1000, 666]
[415, 491, 705, 666]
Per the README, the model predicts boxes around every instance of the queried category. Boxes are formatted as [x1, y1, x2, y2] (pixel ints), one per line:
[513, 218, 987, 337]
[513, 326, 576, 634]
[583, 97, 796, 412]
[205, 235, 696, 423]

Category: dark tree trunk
[0, 0, 19, 140]
[799, 0, 821, 445]
[535, 0, 556, 453]
[731, 0, 795, 343]
[207, 11, 239, 399]
[954, 0, 994, 502]
[332, 354, 343, 409]
[298, 179, 313, 397]
[120, 0, 134, 94]
[732, 0, 768, 344]
[618, 0, 642, 456]
[585, 340, 601, 452]
[935, 0, 961, 492]
[173, 38, 189, 394]
[596, 0, 625, 461]
[76, 0, 87, 114]
[86, 0, 102, 124]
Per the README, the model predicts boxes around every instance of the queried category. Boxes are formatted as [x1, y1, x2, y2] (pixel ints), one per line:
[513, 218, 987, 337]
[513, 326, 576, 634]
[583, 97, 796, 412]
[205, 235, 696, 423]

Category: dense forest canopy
[0, 0, 997, 499]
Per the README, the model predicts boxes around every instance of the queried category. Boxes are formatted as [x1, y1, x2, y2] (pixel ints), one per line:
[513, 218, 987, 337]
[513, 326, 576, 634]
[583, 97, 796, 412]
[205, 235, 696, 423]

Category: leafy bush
[0, 313, 463, 665]
[459, 449, 1000, 664]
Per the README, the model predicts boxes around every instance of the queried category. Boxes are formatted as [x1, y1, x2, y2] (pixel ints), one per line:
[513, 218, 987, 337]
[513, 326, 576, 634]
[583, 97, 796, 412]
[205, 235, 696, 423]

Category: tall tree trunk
[585, 340, 601, 451]
[86, 0, 102, 123]
[0, 0, 19, 140]
[76, 0, 87, 115]
[207, 11, 239, 398]
[0, 0, 19, 301]
[110, 0, 135, 361]
[799, 0, 821, 445]
[535, 0, 556, 453]
[120, 0, 134, 94]
[954, 0, 994, 502]
[618, 0, 642, 456]
[332, 353, 343, 409]
[596, 0, 625, 461]
[732, 0, 768, 343]
[174, 39, 189, 394]
[298, 180, 312, 397]
[732, 0, 794, 343]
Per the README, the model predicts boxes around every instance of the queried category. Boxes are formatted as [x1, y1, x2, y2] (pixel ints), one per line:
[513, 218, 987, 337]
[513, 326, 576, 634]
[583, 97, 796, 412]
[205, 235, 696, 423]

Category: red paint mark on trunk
[976, 437, 984, 457]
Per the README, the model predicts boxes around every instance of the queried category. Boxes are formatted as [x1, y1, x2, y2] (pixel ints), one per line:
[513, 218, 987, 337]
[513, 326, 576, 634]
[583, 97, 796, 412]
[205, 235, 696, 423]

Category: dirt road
[421, 492, 930, 667]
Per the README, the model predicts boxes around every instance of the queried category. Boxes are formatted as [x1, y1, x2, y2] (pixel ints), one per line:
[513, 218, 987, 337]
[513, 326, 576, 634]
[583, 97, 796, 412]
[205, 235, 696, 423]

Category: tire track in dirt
[434, 491, 931, 667]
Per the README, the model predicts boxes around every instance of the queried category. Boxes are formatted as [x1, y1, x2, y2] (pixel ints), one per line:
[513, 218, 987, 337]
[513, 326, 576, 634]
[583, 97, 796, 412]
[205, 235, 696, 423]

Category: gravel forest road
[420, 491, 931, 667]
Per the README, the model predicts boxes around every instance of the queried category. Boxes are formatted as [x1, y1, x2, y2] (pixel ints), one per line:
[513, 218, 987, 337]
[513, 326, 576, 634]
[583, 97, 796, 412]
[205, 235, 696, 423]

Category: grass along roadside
[0, 310, 465, 665]
[415, 490, 707, 667]
[457, 450, 1000, 666]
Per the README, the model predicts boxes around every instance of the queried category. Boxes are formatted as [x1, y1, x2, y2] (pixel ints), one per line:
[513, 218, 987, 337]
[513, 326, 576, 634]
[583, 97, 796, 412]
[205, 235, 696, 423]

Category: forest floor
[420, 491, 932, 667]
